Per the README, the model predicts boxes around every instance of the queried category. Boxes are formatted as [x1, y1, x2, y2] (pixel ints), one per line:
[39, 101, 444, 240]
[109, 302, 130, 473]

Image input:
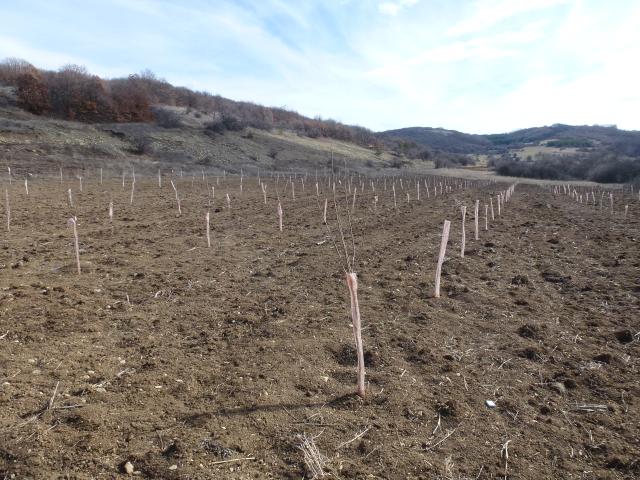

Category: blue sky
[1, 0, 639, 133]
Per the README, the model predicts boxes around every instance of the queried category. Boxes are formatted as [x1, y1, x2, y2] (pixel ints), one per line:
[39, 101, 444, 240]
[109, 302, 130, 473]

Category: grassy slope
[0, 106, 426, 177]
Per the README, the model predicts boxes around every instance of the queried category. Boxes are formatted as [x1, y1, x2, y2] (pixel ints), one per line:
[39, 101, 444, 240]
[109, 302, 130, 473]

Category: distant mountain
[379, 124, 640, 157]
[378, 127, 492, 154]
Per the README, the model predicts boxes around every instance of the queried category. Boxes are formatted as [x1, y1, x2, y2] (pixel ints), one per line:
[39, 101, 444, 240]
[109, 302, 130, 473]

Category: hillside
[380, 124, 640, 156]
[379, 127, 492, 154]
[0, 104, 410, 177]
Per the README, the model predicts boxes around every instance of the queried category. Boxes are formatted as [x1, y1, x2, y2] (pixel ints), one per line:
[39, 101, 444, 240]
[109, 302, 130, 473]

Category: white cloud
[447, 0, 569, 36]
[378, 0, 418, 16]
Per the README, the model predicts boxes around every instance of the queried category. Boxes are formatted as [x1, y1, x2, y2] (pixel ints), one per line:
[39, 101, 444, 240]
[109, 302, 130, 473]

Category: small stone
[485, 400, 496, 408]
[94, 387, 107, 393]
[123, 461, 134, 474]
[32, 369, 41, 375]
[321, 376, 329, 382]
[168, 465, 177, 470]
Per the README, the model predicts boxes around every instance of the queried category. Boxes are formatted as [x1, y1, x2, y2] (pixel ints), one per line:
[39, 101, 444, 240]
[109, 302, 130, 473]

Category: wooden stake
[206, 211, 211, 247]
[346, 272, 365, 398]
[68, 217, 81, 274]
[5, 189, 10, 232]
[170, 180, 181, 215]
[474, 200, 479, 240]
[484, 204, 488, 231]
[460, 206, 467, 258]
[434, 220, 451, 298]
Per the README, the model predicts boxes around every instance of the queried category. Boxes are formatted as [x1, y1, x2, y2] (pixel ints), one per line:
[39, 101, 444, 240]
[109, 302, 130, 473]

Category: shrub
[152, 107, 182, 128]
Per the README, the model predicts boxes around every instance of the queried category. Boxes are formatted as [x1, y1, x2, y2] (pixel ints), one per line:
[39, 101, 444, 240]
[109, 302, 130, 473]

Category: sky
[1, 0, 639, 134]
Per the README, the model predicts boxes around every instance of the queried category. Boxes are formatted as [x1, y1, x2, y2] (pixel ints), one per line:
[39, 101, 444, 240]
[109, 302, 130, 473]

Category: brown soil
[1, 176, 638, 479]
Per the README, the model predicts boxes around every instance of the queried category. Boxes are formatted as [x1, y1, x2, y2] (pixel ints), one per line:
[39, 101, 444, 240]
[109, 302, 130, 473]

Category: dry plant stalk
[170, 180, 182, 216]
[277, 201, 283, 232]
[68, 217, 81, 274]
[109, 201, 113, 223]
[100, 168, 103, 185]
[351, 187, 357, 214]
[297, 433, 328, 479]
[434, 220, 451, 298]
[460, 205, 467, 258]
[226, 193, 231, 209]
[158, 169, 162, 188]
[490, 196, 494, 220]
[24, 178, 28, 195]
[206, 211, 211, 247]
[68, 188, 73, 208]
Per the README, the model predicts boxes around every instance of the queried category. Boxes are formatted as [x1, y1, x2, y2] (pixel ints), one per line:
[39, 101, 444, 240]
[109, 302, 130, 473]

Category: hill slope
[379, 127, 492, 154]
[0, 104, 410, 177]
[381, 124, 640, 156]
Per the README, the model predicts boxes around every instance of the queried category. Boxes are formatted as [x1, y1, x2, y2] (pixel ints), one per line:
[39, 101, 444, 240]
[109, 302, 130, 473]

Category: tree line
[489, 152, 640, 183]
[0, 57, 381, 148]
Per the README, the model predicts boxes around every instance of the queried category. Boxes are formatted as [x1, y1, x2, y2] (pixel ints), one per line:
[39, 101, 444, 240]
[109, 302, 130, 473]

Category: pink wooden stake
[392, 184, 397, 210]
[68, 217, 81, 274]
[345, 272, 365, 398]
[130, 176, 135, 205]
[5, 189, 10, 232]
[323, 198, 328, 224]
[434, 220, 451, 298]
[474, 200, 479, 240]
[206, 211, 211, 247]
[484, 204, 488, 231]
[460, 206, 467, 258]
[170, 180, 181, 215]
